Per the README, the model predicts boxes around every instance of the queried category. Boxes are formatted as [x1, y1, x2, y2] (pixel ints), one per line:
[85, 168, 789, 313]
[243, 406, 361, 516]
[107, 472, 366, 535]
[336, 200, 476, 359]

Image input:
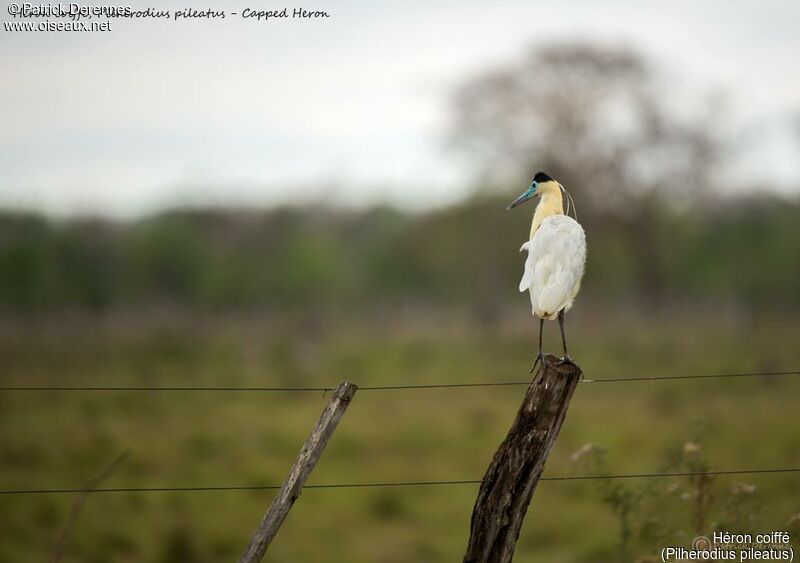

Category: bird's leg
[557, 310, 576, 366]
[558, 309, 568, 357]
[530, 317, 545, 373]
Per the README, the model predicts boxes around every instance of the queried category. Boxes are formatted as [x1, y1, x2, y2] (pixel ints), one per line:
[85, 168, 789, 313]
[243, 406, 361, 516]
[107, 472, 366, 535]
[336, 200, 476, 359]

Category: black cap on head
[533, 171, 553, 183]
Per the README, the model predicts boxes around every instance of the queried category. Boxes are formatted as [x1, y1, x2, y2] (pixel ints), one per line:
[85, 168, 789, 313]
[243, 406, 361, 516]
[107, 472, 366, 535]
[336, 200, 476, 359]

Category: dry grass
[1, 307, 798, 562]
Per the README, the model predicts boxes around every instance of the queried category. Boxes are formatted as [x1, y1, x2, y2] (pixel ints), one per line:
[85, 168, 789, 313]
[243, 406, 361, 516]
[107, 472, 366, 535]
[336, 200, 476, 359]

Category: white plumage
[519, 215, 586, 320]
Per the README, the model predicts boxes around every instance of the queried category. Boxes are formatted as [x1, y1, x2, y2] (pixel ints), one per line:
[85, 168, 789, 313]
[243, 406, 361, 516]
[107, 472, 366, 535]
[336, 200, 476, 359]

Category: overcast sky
[2, 0, 799, 217]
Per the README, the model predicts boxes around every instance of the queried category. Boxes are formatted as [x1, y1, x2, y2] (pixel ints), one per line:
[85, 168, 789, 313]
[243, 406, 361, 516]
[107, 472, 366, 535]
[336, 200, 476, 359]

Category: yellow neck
[529, 182, 564, 238]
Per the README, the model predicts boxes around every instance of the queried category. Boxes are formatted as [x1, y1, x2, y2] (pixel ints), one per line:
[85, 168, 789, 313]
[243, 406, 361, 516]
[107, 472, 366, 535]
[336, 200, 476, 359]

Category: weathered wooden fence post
[50, 450, 129, 563]
[463, 355, 581, 563]
[239, 380, 358, 563]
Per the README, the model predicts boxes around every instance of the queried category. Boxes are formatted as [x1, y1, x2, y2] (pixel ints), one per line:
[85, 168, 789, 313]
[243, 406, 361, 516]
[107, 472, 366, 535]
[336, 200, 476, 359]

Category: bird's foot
[558, 355, 584, 380]
[530, 351, 546, 374]
[558, 354, 582, 372]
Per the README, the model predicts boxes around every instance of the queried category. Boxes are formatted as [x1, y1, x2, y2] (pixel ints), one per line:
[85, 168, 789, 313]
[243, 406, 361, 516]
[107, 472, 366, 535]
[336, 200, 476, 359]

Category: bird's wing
[518, 241, 534, 292]
[519, 216, 586, 317]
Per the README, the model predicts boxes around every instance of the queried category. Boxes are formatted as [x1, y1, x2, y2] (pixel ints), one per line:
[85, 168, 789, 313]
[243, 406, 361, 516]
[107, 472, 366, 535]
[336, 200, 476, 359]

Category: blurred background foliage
[2, 192, 799, 316]
[1, 44, 798, 317]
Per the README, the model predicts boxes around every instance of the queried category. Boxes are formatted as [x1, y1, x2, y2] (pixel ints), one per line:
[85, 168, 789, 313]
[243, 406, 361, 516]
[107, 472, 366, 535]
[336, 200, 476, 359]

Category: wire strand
[2, 468, 797, 496]
[0, 386, 334, 392]
[581, 369, 800, 384]
[1, 369, 797, 392]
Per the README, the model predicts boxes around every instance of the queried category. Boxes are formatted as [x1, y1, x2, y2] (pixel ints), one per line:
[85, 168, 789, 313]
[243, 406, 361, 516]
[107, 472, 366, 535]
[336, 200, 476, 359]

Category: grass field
[1, 307, 798, 562]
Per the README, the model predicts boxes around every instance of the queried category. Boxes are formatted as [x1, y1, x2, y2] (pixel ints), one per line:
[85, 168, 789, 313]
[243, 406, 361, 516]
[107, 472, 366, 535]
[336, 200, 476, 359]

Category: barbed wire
[0, 369, 797, 392]
[2, 467, 798, 496]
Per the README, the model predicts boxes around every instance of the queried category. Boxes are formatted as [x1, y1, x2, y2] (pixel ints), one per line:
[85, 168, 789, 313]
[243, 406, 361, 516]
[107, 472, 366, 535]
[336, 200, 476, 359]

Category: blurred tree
[0, 214, 57, 310]
[56, 221, 129, 310]
[450, 43, 721, 303]
[131, 214, 210, 305]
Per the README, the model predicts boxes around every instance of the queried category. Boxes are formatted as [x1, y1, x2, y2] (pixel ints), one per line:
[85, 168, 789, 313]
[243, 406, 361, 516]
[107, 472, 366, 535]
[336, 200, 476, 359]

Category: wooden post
[463, 355, 581, 563]
[50, 450, 129, 563]
[239, 380, 358, 563]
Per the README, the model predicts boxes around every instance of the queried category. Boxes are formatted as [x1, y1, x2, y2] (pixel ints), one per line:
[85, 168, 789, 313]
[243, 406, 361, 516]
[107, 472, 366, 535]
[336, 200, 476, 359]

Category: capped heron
[508, 172, 586, 371]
